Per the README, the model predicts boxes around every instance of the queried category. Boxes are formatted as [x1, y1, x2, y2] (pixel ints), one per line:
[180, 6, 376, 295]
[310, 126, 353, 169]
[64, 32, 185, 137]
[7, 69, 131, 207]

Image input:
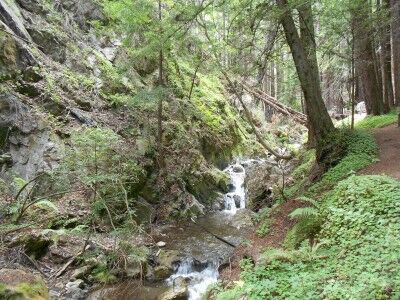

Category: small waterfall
[166, 258, 219, 300]
[165, 161, 250, 300]
[223, 163, 246, 214]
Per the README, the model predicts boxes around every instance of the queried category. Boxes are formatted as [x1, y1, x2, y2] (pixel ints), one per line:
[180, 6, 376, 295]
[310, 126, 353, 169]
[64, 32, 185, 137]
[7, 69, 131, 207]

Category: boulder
[65, 279, 87, 299]
[154, 265, 172, 281]
[157, 249, 181, 269]
[70, 265, 93, 280]
[245, 162, 276, 211]
[158, 277, 188, 300]
[0, 268, 49, 300]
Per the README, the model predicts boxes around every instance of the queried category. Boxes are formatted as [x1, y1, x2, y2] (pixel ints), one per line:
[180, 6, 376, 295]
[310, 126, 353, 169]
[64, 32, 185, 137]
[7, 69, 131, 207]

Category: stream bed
[91, 159, 265, 300]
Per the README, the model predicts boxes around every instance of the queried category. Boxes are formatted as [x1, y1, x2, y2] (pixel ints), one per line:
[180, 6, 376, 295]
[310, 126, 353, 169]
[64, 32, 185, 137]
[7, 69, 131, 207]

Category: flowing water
[163, 161, 251, 300]
[91, 159, 263, 300]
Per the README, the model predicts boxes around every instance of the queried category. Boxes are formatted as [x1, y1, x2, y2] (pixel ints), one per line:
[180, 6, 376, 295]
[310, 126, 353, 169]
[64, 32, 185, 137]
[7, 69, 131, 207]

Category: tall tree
[390, 0, 400, 105]
[353, 0, 385, 115]
[276, 0, 335, 162]
[380, 0, 395, 109]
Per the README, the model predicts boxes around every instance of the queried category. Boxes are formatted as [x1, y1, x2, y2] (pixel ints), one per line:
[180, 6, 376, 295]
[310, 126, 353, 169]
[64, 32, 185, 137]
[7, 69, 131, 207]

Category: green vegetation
[218, 176, 400, 300]
[218, 128, 399, 299]
[309, 130, 377, 195]
[356, 111, 398, 129]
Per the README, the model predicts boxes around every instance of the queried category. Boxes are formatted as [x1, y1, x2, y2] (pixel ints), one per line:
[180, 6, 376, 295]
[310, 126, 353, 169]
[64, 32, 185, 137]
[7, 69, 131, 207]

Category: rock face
[0, 268, 49, 300]
[0, 93, 62, 180]
[0, 0, 31, 41]
[245, 161, 277, 211]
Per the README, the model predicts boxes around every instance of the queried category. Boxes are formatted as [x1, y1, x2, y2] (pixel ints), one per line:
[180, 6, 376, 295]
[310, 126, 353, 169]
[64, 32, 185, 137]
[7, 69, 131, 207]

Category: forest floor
[221, 123, 400, 282]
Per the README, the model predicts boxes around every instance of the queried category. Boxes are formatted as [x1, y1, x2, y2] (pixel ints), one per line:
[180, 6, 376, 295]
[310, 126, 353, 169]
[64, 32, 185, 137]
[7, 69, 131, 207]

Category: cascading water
[165, 161, 249, 300]
[223, 163, 246, 214]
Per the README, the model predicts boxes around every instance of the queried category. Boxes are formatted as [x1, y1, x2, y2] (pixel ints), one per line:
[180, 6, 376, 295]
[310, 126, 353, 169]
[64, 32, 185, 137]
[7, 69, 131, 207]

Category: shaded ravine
[161, 161, 252, 300]
[90, 159, 267, 300]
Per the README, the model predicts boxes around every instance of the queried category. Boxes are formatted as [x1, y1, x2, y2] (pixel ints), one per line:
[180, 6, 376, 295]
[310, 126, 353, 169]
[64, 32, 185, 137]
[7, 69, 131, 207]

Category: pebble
[156, 241, 166, 247]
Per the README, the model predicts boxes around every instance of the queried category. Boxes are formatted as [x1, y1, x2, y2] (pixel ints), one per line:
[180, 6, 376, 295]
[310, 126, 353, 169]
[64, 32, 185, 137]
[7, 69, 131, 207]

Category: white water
[223, 163, 246, 214]
[166, 258, 219, 300]
[165, 161, 249, 300]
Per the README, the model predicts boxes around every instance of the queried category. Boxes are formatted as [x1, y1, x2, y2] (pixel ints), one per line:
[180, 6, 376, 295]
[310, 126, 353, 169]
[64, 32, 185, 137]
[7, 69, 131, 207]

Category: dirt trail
[360, 124, 400, 179]
[221, 124, 400, 281]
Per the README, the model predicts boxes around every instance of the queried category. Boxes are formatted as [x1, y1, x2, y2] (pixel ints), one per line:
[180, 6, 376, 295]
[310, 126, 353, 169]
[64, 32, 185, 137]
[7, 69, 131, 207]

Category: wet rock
[65, 279, 87, 299]
[154, 265, 172, 281]
[156, 249, 181, 270]
[233, 165, 244, 173]
[185, 168, 229, 205]
[233, 195, 241, 208]
[158, 277, 188, 300]
[229, 209, 255, 229]
[0, 268, 49, 299]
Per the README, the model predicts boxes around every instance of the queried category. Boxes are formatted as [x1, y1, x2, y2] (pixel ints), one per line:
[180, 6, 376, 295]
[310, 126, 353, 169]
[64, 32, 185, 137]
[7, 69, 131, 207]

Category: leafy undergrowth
[308, 130, 377, 195]
[216, 129, 400, 299]
[217, 175, 400, 299]
[356, 111, 398, 129]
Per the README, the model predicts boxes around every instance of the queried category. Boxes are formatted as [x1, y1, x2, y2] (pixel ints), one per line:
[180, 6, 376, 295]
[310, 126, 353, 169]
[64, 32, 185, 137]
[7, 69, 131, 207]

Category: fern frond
[261, 248, 294, 264]
[289, 207, 319, 220]
[297, 196, 319, 207]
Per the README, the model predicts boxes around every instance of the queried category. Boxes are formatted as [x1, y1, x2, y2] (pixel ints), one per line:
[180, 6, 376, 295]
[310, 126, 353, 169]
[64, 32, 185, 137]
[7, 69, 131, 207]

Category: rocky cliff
[0, 0, 247, 222]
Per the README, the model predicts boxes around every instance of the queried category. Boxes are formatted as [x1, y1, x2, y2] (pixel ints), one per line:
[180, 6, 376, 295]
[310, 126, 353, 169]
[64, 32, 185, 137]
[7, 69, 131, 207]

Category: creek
[91, 159, 265, 300]
[163, 162, 249, 300]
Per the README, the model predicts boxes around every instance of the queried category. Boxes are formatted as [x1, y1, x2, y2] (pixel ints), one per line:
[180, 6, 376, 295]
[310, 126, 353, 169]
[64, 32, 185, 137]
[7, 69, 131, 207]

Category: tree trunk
[353, 1, 385, 115]
[390, 0, 400, 105]
[276, 0, 335, 162]
[382, 0, 395, 109]
[157, 0, 164, 169]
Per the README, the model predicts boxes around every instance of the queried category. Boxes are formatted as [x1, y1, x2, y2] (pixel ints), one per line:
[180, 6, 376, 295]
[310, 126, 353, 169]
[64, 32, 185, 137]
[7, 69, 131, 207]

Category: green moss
[15, 282, 49, 299]
[356, 111, 398, 129]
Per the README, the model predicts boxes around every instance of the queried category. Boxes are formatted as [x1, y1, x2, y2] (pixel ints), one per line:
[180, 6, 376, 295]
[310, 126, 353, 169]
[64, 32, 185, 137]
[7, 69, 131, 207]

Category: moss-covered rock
[185, 168, 229, 205]
[0, 268, 49, 300]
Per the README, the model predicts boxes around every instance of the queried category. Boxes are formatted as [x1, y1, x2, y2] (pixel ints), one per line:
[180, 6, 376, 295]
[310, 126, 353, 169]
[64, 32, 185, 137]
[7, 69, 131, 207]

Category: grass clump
[355, 110, 398, 129]
[218, 175, 400, 300]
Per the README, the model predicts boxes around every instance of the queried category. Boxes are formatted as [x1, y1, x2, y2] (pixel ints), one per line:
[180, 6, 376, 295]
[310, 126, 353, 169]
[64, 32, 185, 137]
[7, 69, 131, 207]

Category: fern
[33, 200, 58, 212]
[289, 207, 319, 220]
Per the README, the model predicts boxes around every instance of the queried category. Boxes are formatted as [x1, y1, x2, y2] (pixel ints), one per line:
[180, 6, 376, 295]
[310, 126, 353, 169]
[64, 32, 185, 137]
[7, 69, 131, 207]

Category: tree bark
[157, 0, 164, 169]
[390, 0, 400, 105]
[353, 1, 385, 115]
[382, 0, 395, 109]
[276, 0, 335, 162]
